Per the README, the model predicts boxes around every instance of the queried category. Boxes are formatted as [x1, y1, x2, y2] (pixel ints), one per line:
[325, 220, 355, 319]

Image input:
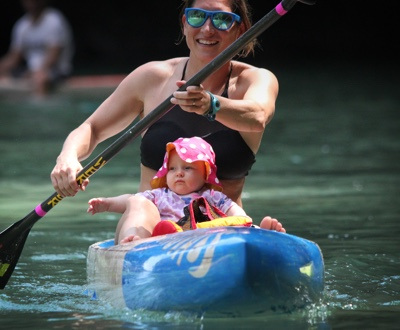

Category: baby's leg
[115, 195, 161, 244]
[260, 216, 286, 233]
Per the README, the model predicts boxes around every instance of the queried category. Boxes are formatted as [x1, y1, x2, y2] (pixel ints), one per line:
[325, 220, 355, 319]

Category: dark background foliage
[0, 0, 398, 74]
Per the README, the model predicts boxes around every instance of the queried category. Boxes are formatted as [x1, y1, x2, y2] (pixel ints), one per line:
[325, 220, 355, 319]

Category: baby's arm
[87, 194, 132, 215]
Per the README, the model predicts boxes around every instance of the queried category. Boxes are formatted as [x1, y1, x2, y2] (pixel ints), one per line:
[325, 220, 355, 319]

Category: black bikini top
[140, 60, 255, 180]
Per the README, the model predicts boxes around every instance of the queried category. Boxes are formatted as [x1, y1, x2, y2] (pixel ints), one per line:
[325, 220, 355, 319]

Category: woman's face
[183, 0, 244, 63]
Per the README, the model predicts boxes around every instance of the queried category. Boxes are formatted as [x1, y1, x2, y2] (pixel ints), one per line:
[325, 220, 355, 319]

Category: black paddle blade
[0, 219, 32, 289]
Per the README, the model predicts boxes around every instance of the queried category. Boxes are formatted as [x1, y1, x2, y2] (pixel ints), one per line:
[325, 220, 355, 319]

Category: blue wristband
[204, 92, 220, 121]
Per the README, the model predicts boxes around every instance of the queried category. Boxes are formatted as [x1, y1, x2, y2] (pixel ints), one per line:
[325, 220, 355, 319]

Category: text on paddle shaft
[77, 157, 107, 184]
[47, 194, 64, 207]
[46, 157, 107, 208]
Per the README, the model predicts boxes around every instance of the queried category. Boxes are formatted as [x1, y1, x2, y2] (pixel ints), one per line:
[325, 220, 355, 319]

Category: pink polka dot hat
[150, 136, 222, 191]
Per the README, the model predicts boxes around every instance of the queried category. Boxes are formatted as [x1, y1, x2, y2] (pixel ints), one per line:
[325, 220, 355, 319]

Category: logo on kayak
[299, 262, 313, 277]
[161, 232, 224, 278]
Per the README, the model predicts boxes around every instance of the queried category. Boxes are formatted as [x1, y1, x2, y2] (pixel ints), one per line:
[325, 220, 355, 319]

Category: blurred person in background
[0, 0, 74, 97]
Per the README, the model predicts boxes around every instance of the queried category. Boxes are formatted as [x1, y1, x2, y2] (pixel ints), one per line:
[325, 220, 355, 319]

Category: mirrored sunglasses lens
[187, 10, 206, 27]
[212, 13, 233, 30]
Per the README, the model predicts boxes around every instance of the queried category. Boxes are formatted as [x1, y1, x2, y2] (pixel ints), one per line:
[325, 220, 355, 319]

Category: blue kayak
[87, 227, 324, 314]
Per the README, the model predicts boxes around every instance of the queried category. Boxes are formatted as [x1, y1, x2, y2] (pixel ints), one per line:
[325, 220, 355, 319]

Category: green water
[0, 62, 399, 329]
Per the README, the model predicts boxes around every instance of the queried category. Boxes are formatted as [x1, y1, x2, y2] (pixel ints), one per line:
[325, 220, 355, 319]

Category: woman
[51, 0, 279, 225]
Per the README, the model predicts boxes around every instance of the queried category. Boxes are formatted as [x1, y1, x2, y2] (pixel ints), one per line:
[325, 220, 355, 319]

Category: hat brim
[151, 142, 222, 191]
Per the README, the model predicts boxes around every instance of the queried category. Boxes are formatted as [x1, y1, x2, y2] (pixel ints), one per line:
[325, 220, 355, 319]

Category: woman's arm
[215, 67, 279, 132]
[171, 64, 279, 133]
[50, 61, 164, 196]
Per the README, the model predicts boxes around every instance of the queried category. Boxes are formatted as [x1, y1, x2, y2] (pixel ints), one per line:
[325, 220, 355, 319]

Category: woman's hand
[170, 81, 211, 115]
[51, 157, 89, 197]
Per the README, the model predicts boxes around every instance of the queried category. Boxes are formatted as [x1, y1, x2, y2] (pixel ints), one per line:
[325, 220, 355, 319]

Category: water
[0, 61, 399, 329]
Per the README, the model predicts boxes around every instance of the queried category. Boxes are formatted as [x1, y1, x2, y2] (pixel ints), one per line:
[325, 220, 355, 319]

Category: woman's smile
[197, 39, 218, 46]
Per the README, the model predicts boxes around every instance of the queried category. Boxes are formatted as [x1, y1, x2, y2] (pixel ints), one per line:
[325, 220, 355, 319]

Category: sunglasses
[185, 8, 241, 31]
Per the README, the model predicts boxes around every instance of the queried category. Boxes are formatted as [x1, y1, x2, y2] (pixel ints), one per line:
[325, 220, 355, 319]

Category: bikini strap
[181, 59, 189, 80]
[182, 60, 232, 96]
[222, 63, 233, 97]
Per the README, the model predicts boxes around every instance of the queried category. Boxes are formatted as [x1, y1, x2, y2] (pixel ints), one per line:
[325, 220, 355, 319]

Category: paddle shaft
[0, 0, 315, 288]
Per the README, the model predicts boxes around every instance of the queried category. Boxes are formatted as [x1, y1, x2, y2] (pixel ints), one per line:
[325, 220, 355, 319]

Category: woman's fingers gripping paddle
[50, 158, 89, 197]
[171, 81, 211, 115]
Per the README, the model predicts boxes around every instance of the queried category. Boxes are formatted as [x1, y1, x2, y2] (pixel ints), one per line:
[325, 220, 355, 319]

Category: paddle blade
[0, 219, 32, 289]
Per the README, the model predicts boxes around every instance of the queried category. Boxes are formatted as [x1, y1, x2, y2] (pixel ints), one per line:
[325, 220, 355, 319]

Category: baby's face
[166, 150, 206, 195]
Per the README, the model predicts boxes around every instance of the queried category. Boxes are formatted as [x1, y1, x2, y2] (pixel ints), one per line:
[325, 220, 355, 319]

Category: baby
[88, 137, 285, 244]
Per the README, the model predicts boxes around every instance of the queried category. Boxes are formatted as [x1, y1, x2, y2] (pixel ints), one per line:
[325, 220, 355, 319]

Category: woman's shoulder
[120, 57, 180, 86]
[232, 60, 276, 78]
[122, 58, 187, 89]
[231, 60, 278, 91]
[135, 57, 188, 77]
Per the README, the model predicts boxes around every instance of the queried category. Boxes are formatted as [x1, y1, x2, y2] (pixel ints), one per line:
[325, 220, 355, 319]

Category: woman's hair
[178, 0, 257, 57]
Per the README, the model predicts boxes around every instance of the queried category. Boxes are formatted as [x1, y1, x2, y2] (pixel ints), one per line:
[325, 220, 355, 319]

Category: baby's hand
[87, 197, 108, 215]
